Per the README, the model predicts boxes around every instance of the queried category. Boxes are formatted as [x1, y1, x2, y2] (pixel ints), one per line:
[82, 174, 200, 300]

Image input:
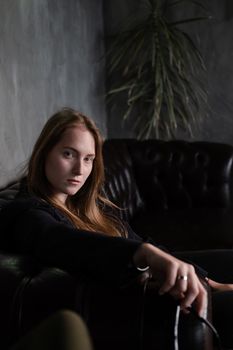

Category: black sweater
[0, 196, 143, 284]
[0, 196, 207, 284]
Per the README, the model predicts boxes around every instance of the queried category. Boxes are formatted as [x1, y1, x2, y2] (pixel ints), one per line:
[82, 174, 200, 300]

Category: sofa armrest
[0, 252, 77, 348]
[79, 277, 213, 350]
[0, 251, 213, 350]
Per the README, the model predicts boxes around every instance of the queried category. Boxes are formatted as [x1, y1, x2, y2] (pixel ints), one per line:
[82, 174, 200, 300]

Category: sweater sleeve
[1, 201, 141, 285]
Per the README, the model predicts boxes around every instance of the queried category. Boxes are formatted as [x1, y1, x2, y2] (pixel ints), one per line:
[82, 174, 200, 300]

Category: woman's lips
[67, 179, 81, 185]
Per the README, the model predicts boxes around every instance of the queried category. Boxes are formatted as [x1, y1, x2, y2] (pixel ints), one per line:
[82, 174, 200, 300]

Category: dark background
[104, 0, 233, 142]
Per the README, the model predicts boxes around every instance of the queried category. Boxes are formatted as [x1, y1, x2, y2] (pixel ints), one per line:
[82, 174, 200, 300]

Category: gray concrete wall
[104, 0, 233, 144]
[0, 0, 106, 187]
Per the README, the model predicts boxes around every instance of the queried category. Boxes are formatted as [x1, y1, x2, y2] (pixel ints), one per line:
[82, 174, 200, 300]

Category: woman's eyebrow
[63, 146, 95, 156]
[63, 146, 77, 152]
[85, 153, 96, 157]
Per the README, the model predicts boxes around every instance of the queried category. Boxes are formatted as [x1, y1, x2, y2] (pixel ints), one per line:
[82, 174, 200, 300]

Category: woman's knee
[11, 310, 93, 350]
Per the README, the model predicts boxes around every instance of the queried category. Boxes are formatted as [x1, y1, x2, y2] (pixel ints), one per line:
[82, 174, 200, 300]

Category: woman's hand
[133, 243, 207, 317]
[208, 278, 233, 292]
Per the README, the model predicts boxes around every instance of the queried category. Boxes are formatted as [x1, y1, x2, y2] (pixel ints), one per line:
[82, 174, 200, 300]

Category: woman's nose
[72, 160, 83, 175]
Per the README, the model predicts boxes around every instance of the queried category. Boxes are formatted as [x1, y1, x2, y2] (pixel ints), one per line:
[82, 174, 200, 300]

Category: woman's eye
[84, 156, 94, 163]
[63, 150, 74, 158]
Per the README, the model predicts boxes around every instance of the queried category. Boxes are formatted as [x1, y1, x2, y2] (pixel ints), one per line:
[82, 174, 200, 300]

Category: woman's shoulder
[0, 195, 73, 228]
[0, 196, 52, 221]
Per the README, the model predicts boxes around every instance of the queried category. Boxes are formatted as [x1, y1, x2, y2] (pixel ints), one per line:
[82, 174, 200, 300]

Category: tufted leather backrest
[128, 139, 233, 210]
[103, 139, 233, 214]
[103, 140, 143, 221]
[2, 139, 233, 216]
[0, 252, 77, 349]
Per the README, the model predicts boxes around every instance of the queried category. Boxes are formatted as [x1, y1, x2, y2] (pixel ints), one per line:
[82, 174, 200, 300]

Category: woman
[1, 107, 233, 348]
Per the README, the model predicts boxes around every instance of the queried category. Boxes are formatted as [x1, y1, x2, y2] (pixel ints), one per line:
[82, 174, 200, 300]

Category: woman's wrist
[133, 242, 153, 270]
[136, 265, 150, 272]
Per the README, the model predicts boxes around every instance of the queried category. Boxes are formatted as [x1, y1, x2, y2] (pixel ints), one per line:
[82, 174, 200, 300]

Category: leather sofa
[103, 139, 233, 252]
[1, 138, 232, 350]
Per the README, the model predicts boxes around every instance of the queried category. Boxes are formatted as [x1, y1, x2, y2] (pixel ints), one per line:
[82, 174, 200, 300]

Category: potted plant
[106, 0, 211, 139]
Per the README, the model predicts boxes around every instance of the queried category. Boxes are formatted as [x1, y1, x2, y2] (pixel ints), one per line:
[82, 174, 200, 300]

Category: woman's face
[45, 124, 95, 204]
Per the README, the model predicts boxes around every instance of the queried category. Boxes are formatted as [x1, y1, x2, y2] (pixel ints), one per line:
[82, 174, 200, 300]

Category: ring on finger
[177, 275, 188, 281]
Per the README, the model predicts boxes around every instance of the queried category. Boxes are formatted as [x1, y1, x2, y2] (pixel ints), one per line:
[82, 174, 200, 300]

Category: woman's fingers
[173, 273, 189, 294]
[133, 243, 207, 316]
[179, 279, 199, 310]
[182, 280, 207, 317]
[157, 259, 190, 296]
[153, 261, 207, 317]
[158, 263, 179, 295]
[208, 278, 233, 292]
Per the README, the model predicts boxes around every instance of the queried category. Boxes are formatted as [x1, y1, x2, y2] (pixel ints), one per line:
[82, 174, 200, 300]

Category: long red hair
[27, 107, 126, 237]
